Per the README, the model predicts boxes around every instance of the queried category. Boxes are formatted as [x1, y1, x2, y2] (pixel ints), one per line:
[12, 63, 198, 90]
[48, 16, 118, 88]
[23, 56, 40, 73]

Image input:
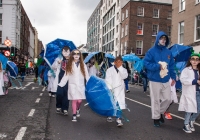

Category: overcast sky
[20, 0, 99, 47]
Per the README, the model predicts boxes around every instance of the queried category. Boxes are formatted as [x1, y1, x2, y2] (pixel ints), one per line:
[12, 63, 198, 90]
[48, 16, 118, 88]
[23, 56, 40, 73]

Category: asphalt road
[1, 76, 200, 140]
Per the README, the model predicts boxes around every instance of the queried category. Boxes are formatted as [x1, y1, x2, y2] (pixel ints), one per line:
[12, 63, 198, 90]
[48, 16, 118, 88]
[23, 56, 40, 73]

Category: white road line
[125, 97, 200, 127]
[14, 127, 27, 140]
[28, 109, 35, 117]
[39, 93, 43, 96]
[0, 133, 7, 139]
[25, 82, 34, 87]
[42, 87, 46, 91]
[35, 98, 40, 103]
[31, 87, 39, 90]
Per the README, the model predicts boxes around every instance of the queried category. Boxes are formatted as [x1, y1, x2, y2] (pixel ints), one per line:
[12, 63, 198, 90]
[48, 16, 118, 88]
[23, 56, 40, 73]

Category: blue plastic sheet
[85, 76, 121, 117]
[169, 44, 192, 62]
[44, 38, 77, 67]
[0, 53, 8, 70]
[122, 54, 140, 62]
[7, 61, 18, 78]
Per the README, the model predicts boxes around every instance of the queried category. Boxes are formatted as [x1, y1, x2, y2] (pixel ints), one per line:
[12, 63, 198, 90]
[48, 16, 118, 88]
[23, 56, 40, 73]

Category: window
[117, 0, 119, 7]
[0, 31, 2, 44]
[137, 23, 143, 35]
[168, 11, 172, 19]
[167, 26, 171, 37]
[137, 7, 144, 16]
[153, 9, 159, 18]
[124, 42, 127, 54]
[126, 9, 128, 18]
[116, 38, 118, 45]
[152, 25, 159, 36]
[122, 13, 124, 21]
[0, 0, 2, 7]
[136, 41, 143, 55]
[116, 25, 118, 33]
[125, 24, 128, 36]
[121, 43, 123, 55]
[121, 27, 124, 38]
[196, 0, 200, 4]
[0, 14, 2, 25]
[180, 0, 185, 11]
[179, 21, 184, 44]
[117, 12, 119, 20]
[195, 15, 200, 40]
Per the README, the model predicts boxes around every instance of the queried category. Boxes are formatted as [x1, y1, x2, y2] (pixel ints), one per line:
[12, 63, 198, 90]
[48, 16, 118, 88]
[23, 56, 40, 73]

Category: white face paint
[62, 49, 70, 57]
[73, 51, 80, 61]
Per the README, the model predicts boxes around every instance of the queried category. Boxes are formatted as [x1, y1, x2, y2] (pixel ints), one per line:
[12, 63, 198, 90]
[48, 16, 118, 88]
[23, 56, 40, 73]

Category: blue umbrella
[176, 61, 186, 72]
[122, 54, 140, 62]
[7, 61, 18, 78]
[133, 60, 144, 72]
[39, 50, 44, 58]
[169, 44, 192, 62]
[0, 53, 8, 70]
[85, 76, 121, 117]
[44, 38, 77, 67]
[84, 52, 101, 63]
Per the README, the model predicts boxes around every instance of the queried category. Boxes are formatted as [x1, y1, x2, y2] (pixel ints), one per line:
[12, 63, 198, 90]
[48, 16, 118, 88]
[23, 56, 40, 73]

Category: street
[1, 76, 200, 140]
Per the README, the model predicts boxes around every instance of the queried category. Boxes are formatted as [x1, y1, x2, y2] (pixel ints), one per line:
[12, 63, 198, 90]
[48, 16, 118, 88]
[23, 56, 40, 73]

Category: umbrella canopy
[44, 38, 77, 67]
[175, 61, 186, 72]
[0, 53, 8, 70]
[7, 61, 18, 78]
[133, 60, 144, 72]
[84, 52, 105, 64]
[169, 44, 192, 62]
[122, 54, 140, 62]
[85, 76, 121, 117]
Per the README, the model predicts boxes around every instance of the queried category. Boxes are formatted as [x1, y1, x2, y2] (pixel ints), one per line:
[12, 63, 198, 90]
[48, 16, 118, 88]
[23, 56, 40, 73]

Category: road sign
[4, 50, 10, 56]
[4, 39, 12, 47]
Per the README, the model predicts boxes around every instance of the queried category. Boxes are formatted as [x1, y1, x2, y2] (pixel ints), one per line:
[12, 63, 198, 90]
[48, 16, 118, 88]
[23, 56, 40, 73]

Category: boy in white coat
[105, 55, 128, 127]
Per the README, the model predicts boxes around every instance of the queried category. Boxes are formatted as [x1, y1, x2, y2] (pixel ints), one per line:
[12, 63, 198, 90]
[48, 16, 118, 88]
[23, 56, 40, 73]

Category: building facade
[87, 0, 102, 52]
[99, 0, 121, 57]
[120, 0, 172, 56]
[171, 0, 200, 52]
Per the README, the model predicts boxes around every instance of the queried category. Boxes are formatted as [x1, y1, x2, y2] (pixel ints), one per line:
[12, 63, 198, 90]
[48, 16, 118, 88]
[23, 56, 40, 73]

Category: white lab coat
[178, 66, 197, 113]
[51, 57, 62, 92]
[88, 64, 99, 76]
[0, 70, 4, 95]
[58, 62, 90, 100]
[169, 78, 178, 103]
[47, 70, 55, 92]
[105, 66, 128, 109]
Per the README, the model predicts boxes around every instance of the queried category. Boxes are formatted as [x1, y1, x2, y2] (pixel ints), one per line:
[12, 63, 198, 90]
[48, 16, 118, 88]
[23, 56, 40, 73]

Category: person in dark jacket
[19, 62, 26, 82]
[140, 68, 148, 93]
[143, 31, 176, 127]
[123, 61, 131, 93]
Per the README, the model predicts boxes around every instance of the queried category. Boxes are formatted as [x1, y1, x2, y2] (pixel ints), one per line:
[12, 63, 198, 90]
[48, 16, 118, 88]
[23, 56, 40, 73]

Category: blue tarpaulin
[0, 53, 8, 70]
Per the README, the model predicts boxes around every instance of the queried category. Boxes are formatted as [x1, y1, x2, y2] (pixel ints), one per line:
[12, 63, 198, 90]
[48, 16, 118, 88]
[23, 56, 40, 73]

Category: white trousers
[149, 81, 171, 119]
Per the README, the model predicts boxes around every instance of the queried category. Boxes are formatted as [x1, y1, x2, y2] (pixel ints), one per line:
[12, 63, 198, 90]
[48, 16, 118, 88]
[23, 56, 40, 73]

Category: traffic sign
[4, 51, 10, 56]
[4, 39, 12, 47]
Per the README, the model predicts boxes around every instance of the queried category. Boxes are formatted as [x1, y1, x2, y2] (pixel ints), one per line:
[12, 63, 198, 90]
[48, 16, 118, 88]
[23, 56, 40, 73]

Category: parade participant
[52, 46, 71, 115]
[0, 61, 4, 95]
[47, 69, 55, 97]
[123, 61, 131, 93]
[19, 61, 26, 82]
[58, 49, 90, 122]
[140, 68, 148, 93]
[3, 71, 9, 95]
[105, 55, 128, 127]
[143, 31, 176, 127]
[87, 57, 99, 77]
[179, 53, 200, 133]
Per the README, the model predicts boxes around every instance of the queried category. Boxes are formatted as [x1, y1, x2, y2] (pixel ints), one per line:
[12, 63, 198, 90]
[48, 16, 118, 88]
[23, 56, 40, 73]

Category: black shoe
[159, 114, 165, 124]
[154, 119, 160, 127]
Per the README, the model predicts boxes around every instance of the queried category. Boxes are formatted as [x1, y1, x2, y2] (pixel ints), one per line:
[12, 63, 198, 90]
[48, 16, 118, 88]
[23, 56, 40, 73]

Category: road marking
[39, 93, 43, 96]
[35, 98, 40, 103]
[25, 82, 34, 87]
[0, 133, 7, 139]
[32, 87, 39, 90]
[28, 109, 35, 117]
[42, 87, 46, 91]
[125, 97, 200, 127]
[14, 127, 27, 140]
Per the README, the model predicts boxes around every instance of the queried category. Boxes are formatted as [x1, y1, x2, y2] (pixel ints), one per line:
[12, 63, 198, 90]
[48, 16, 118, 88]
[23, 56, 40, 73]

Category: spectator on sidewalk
[123, 61, 131, 93]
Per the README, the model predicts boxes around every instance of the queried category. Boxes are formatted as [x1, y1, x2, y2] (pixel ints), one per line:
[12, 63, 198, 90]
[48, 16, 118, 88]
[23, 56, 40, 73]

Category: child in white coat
[58, 49, 90, 122]
[105, 56, 128, 127]
[179, 53, 200, 133]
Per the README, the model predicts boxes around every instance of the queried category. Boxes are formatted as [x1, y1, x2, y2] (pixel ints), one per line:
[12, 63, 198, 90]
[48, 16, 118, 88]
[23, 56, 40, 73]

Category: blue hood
[155, 31, 169, 49]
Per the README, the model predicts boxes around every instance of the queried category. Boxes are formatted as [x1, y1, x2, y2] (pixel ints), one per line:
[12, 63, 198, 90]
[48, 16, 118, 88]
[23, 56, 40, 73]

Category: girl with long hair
[178, 53, 200, 133]
[58, 49, 89, 122]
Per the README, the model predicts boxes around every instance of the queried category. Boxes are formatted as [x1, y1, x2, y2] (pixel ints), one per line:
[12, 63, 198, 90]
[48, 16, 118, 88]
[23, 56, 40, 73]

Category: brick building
[171, 0, 200, 51]
[120, 0, 172, 56]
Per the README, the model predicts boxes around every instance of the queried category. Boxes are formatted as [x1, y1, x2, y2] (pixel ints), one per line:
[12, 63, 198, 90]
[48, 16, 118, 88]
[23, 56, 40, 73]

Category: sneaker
[154, 119, 160, 127]
[72, 115, 77, 122]
[126, 90, 130, 93]
[164, 112, 172, 120]
[116, 118, 123, 127]
[63, 110, 68, 116]
[51, 95, 56, 98]
[56, 108, 61, 114]
[189, 121, 195, 131]
[107, 117, 113, 122]
[183, 124, 192, 133]
[159, 114, 165, 124]
[76, 109, 80, 117]
[49, 93, 51, 97]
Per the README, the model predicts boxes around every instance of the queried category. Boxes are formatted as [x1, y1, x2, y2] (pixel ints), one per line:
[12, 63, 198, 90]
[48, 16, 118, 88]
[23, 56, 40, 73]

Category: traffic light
[10, 47, 15, 56]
